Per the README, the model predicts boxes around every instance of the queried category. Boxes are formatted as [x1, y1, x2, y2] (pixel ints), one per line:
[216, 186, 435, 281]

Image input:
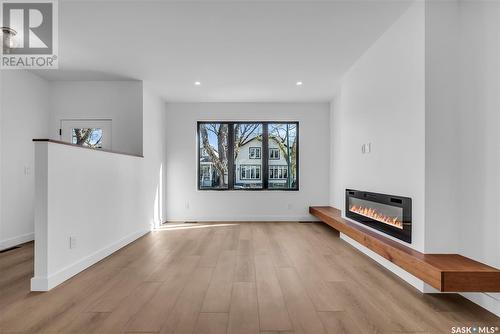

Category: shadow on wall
[153, 164, 164, 229]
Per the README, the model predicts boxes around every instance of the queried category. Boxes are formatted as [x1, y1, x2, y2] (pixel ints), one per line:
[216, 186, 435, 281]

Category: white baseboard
[460, 292, 500, 317]
[30, 228, 149, 291]
[165, 215, 318, 222]
[0, 232, 34, 251]
[339, 233, 426, 292]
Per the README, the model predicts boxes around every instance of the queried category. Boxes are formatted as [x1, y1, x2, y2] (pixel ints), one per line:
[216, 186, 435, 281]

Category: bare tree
[73, 128, 102, 148]
[234, 123, 261, 159]
[200, 124, 228, 187]
[269, 124, 297, 185]
[269, 124, 296, 162]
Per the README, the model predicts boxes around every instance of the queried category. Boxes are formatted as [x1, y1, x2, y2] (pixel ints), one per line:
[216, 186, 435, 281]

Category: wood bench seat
[310, 206, 500, 292]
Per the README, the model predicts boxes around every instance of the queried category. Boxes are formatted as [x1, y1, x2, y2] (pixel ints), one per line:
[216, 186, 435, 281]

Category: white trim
[340, 233, 425, 292]
[30, 228, 149, 291]
[0, 232, 34, 251]
[165, 215, 318, 222]
[460, 292, 500, 317]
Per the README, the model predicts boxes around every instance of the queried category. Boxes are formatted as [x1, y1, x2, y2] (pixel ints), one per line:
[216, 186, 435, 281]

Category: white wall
[32, 142, 146, 290]
[142, 83, 168, 229]
[329, 89, 342, 208]
[456, 0, 500, 274]
[0, 70, 2, 248]
[49, 81, 143, 156]
[422, 0, 499, 314]
[165, 102, 330, 221]
[0, 71, 50, 250]
[330, 1, 426, 252]
[455, 0, 500, 314]
[31, 84, 166, 290]
[0, 70, 3, 250]
[424, 0, 460, 254]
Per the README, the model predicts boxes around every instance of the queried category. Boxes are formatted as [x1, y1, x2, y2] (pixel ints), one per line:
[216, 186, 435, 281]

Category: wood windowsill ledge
[310, 206, 500, 292]
[33, 139, 144, 158]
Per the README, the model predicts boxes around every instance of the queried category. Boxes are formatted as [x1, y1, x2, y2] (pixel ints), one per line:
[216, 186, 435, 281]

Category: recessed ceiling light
[296, 81, 303, 86]
[194, 81, 201, 86]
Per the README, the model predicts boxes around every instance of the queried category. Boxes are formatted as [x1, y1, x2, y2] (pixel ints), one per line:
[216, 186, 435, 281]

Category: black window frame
[197, 121, 299, 191]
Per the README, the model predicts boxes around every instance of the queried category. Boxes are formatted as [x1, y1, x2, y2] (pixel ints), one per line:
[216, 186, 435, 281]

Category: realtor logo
[1, 0, 58, 69]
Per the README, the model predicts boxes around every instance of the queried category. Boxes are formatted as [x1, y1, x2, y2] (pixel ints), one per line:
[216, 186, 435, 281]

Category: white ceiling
[35, 0, 412, 102]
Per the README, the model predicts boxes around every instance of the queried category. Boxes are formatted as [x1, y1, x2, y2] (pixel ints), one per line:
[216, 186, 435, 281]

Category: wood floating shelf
[310, 206, 500, 292]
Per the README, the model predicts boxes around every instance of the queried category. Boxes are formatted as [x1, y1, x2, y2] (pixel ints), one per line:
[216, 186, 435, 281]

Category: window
[249, 147, 261, 159]
[200, 165, 212, 187]
[71, 128, 103, 148]
[198, 122, 298, 190]
[269, 148, 280, 160]
[268, 123, 298, 189]
[269, 165, 288, 179]
[241, 165, 261, 180]
[61, 119, 111, 150]
[198, 123, 229, 189]
[235, 123, 263, 189]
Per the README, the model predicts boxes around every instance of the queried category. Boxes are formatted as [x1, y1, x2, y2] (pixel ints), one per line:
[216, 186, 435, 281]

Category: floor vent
[0, 246, 21, 253]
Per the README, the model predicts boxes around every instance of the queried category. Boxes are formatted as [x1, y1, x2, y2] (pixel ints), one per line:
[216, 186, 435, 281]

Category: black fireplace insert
[345, 189, 412, 243]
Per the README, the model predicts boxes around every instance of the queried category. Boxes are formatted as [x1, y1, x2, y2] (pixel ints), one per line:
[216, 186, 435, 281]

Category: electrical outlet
[287, 203, 293, 210]
[24, 166, 31, 176]
[361, 143, 372, 154]
[69, 236, 77, 249]
[185, 201, 190, 210]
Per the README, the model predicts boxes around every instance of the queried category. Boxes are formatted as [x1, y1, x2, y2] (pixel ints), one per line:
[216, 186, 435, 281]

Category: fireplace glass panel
[348, 197, 403, 229]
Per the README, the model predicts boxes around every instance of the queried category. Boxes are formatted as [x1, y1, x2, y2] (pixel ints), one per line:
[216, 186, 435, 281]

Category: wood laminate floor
[0, 222, 498, 334]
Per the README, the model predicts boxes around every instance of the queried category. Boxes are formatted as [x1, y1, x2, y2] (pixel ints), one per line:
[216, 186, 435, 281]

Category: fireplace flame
[349, 205, 403, 229]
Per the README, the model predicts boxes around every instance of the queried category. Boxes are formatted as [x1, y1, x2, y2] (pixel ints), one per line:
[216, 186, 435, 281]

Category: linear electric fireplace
[345, 189, 412, 243]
